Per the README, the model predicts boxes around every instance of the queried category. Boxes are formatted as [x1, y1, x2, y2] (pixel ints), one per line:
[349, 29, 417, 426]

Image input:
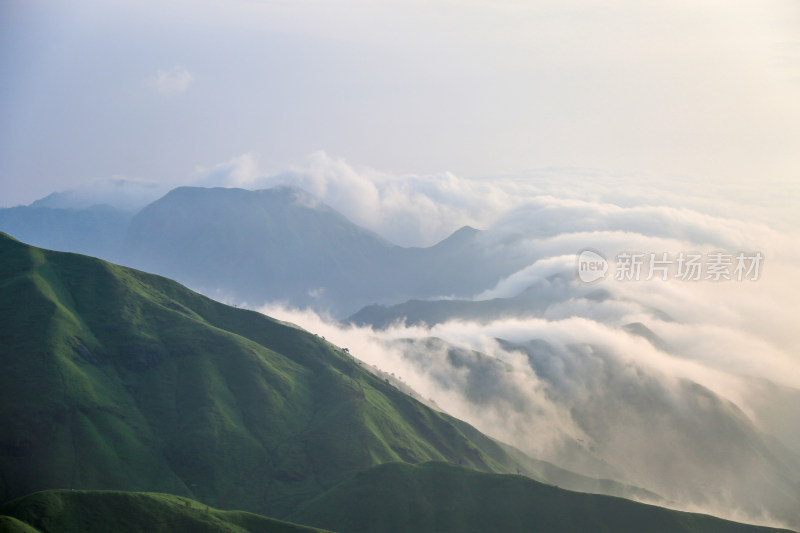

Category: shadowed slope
[289, 462, 794, 533]
[0, 490, 330, 533]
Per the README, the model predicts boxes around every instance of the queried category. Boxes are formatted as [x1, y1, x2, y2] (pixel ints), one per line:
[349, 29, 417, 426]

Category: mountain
[0, 490, 331, 533]
[0, 204, 131, 261]
[347, 273, 620, 328]
[2, 186, 535, 316]
[358, 330, 800, 527]
[348, 284, 800, 525]
[288, 461, 792, 533]
[0, 231, 545, 516]
[0, 232, 649, 515]
[121, 186, 537, 315]
[29, 179, 164, 212]
[2, 476, 792, 533]
[2, 233, 797, 532]
[122, 186, 395, 313]
[350, 285, 800, 520]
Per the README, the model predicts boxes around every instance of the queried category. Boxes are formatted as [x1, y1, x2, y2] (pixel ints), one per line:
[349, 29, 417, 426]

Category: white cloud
[238, 173, 800, 527]
[193, 150, 800, 249]
[273, 152, 522, 247]
[191, 150, 800, 422]
[31, 176, 166, 211]
[192, 151, 530, 246]
[256, 281, 800, 527]
[193, 153, 261, 187]
[150, 65, 194, 94]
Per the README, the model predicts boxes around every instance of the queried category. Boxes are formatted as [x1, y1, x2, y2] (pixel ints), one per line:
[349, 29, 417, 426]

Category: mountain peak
[431, 225, 481, 249]
[161, 185, 327, 212]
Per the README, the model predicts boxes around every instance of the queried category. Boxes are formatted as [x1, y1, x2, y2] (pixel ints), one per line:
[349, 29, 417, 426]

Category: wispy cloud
[150, 65, 194, 94]
[193, 150, 800, 247]
[193, 151, 520, 246]
[242, 174, 800, 527]
[257, 285, 800, 528]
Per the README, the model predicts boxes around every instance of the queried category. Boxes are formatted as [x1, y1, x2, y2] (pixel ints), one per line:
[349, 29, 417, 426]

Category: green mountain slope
[2, 479, 791, 533]
[3, 233, 794, 532]
[0, 232, 561, 516]
[0, 490, 331, 533]
[289, 461, 793, 533]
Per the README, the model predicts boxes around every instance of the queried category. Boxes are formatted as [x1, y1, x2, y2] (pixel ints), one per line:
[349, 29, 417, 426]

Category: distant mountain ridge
[122, 186, 393, 313]
[0, 185, 528, 316]
[119, 185, 535, 315]
[0, 204, 132, 260]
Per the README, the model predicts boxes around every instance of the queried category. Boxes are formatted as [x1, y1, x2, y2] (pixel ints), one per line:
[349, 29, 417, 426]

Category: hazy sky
[1, 0, 799, 206]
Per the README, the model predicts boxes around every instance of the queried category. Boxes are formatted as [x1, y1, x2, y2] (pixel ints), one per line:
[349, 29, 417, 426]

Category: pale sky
[1, 0, 799, 207]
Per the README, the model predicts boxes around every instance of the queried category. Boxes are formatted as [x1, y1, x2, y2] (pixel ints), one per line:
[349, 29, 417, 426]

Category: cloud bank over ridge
[195, 150, 800, 247]
[239, 161, 800, 527]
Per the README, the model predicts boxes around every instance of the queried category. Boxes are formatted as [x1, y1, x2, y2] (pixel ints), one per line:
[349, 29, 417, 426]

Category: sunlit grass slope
[1, 233, 796, 533]
[0, 232, 539, 516]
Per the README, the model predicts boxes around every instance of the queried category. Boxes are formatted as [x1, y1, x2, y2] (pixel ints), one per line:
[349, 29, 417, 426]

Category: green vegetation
[1, 472, 792, 533]
[0, 490, 330, 533]
[289, 461, 794, 533]
[0, 232, 541, 517]
[2, 232, 795, 533]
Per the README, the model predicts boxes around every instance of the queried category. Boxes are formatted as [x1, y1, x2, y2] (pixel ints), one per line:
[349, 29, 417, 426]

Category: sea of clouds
[215, 152, 800, 527]
[35, 150, 800, 526]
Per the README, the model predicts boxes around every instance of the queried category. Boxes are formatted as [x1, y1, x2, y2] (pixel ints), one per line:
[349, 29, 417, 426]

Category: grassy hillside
[0, 232, 564, 517]
[0, 490, 331, 533]
[289, 462, 794, 533]
[1, 477, 792, 533]
[3, 233, 794, 532]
